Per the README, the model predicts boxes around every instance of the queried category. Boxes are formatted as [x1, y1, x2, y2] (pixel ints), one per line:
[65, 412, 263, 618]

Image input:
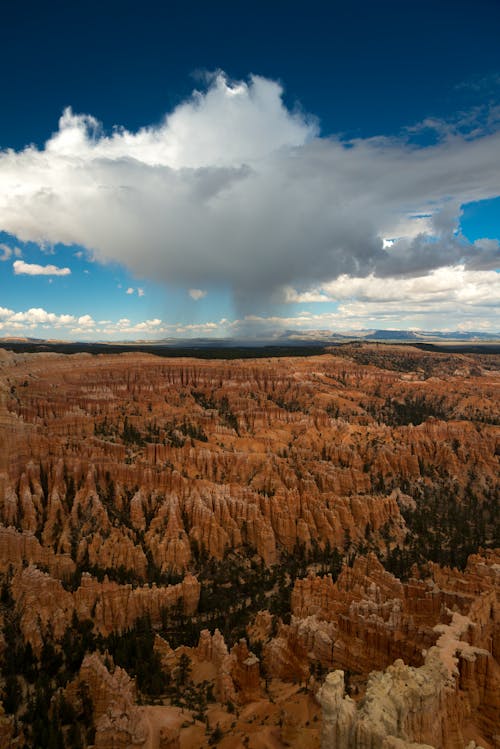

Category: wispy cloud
[188, 288, 207, 300]
[126, 286, 145, 296]
[13, 260, 71, 276]
[0, 244, 11, 261]
[0, 244, 22, 261]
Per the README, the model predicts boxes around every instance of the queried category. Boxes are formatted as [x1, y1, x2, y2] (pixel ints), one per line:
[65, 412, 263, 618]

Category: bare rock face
[195, 629, 262, 703]
[291, 554, 437, 674]
[290, 550, 500, 681]
[11, 565, 200, 653]
[6, 349, 498, 577]
[316, 551, 500, 749]
[84, 528, 148, 579]
[292, 615, 337, 667]
[318, 671, 357, 749]
[263, 621, 310, 683]
[292, 554, 405, 621]
[196, 628, 237, 703]
[0, 348, 498, 748]
[229, 639, 261, 701]
[75, 571, 200, 633]
[318, 637, 491, 749]
[247, 609, 274, 643]
[11, 565, 74, 654]
[66, 653, 149, 749]
[0, 703, 16, 749]
[0, 525, 75, 578]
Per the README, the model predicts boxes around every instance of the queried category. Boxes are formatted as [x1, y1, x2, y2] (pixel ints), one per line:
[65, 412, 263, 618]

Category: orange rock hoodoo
[1, 349, 497, 571]
[0, 346, 498, 749]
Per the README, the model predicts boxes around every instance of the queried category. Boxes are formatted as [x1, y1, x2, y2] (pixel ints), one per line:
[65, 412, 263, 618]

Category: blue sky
[1, 0, 499, 339]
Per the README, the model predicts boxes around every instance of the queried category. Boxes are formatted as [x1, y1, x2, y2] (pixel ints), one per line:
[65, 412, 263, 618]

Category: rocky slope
[309, 550, 499, 748]
[0, 346, 497, 747]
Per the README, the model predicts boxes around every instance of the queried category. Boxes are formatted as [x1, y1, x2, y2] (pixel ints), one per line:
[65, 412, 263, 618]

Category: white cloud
[0, 72, 499, 318]
[42, 73, 315, 169]
[77, 314, 95, 327]
[0, 306, 169, 338]
[283, 288, 330, 303]
[0, 244, 22, 261]
[0, 244, 11, 261]
[188, 288, 207, 300]
[126, 286, 145, 296]
[13, 260, 71, 276]
[0, 293, 498, 341]
[9, 307, 76, 326]
[285, 266, 500, 307]
[175, 321, 218, 332]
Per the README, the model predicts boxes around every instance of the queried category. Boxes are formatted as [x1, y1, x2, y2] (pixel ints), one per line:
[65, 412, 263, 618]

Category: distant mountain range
[361, 329, 500, 341]
[1, 329, 499, 348]
[271, 329, 500, 343]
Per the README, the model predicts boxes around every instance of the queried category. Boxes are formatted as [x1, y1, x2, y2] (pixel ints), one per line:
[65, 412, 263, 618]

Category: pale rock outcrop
[318, 671, 357, 749]
[318, 609, 498, 749]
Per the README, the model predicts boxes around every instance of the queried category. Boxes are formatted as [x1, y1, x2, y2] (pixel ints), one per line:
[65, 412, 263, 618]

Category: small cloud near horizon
[126, 287, 145, 296]
[189, 288, 207, 300]
[13, 260, 71, 276]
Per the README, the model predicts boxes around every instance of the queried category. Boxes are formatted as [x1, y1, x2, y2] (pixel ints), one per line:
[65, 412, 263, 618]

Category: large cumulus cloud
[1, 71, 499, 310]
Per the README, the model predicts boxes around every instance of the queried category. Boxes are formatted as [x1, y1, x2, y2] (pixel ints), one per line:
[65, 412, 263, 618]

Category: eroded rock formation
[66, 653, 149, 749]
[0, 347, 497, 748]
[1, 348, 497, 578]
[312, 550, 500, 748]
[11, 565, 200, 653]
